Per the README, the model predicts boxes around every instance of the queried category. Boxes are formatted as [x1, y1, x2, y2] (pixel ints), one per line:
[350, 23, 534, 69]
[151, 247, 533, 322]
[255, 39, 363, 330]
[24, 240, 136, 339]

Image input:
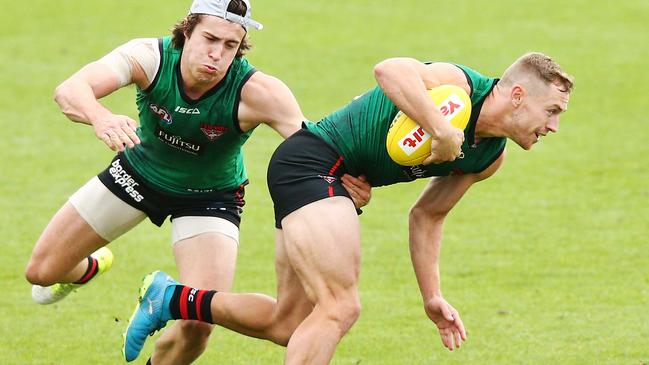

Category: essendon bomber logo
[149, 104, 172, 124]
[200, 124, 229, 141]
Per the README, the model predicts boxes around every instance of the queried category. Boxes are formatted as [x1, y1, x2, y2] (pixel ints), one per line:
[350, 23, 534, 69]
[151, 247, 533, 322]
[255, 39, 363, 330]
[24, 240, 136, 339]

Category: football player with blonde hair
[124, 52, 572, 364]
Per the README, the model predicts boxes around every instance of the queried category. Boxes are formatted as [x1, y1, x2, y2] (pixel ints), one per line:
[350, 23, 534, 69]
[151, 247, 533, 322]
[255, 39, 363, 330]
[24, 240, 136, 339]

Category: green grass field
[2, 0, 648, 364]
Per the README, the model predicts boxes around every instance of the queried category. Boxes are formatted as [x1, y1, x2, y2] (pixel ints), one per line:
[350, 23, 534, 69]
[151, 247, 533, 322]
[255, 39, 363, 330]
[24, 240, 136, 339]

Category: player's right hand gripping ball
[386, 85, 471, 166]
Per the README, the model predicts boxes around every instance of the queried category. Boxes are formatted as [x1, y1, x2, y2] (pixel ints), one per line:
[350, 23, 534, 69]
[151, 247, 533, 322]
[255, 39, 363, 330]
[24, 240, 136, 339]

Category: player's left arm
[238, 71, 304, 138]
[409, 150, 506, 350]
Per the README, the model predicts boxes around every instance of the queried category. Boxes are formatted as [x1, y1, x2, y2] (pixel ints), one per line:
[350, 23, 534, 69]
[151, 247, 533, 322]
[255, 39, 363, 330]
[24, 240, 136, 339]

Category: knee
[24, 258, 55, 286]
[25, 244, 66, 286]
[324, 297, 362, 336]
[271, 295, 361, 345]
[157, 321, 214, 351]
[175, 320, 214, 344]
[271, 320, 301, 347]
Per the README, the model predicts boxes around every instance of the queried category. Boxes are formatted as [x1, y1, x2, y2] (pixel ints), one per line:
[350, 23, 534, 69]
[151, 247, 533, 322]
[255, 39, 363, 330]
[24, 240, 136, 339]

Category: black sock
[168, 285, 217, 323]
[74, 256, 99, 284]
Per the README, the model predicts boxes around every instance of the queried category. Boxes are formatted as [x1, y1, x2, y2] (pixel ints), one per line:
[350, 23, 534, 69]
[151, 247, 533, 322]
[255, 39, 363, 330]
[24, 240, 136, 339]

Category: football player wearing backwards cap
[24, 0, 371, 364]
[123, 53, 573, 363]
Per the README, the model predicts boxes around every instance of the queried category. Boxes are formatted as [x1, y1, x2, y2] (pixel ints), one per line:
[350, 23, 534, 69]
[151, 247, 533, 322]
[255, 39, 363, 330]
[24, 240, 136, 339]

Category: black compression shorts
[267, 127, 352, 228]
[97, 154, 246, 227]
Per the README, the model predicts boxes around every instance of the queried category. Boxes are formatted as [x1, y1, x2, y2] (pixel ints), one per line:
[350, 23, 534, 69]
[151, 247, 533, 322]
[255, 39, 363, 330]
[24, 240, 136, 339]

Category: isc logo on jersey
[397, 93, 466, 156]
[175, 106, 200, 114]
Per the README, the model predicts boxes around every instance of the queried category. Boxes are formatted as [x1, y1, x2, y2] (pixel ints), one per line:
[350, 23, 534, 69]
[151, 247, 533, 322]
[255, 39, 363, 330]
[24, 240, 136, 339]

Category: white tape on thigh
[172, 216, 240, 245]
[69, 176, 146, 241]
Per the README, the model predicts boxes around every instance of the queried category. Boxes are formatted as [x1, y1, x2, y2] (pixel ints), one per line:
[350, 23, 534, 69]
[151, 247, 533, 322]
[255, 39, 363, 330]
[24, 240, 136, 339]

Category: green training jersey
[306, 63, 506, 187]
[123, 36, 257, 195]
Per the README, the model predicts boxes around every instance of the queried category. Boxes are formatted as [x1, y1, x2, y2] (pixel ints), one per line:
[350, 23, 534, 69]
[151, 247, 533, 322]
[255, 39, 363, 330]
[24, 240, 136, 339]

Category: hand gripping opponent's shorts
[267, 127, 354, 228]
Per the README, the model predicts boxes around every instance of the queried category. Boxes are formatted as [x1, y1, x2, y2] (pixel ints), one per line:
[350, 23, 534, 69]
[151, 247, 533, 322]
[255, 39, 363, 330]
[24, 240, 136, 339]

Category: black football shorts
[97, 154, 246, 227]
[267, 127, 353, 228]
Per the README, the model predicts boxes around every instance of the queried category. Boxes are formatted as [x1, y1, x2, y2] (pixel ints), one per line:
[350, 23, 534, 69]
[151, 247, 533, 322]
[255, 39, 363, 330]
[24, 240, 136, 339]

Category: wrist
[87, 109, 113, 127]
[430, 122, 454, 139]
[423, 291, 443, 303]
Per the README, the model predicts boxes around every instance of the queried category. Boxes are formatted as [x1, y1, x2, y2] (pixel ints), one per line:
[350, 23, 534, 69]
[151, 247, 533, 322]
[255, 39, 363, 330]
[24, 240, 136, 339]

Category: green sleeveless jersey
[123, 37, 257, 195]
[306, 64, 506, 187]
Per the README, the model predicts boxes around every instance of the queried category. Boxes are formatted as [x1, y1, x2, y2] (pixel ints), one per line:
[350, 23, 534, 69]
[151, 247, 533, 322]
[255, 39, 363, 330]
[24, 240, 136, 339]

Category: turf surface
[1, 1, 647, 363]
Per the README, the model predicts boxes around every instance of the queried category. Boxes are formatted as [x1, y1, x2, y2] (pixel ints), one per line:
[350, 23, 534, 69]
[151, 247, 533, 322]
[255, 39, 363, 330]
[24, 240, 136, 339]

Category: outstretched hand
[341, 174, 372, 209]
[424, 296, 467, 351]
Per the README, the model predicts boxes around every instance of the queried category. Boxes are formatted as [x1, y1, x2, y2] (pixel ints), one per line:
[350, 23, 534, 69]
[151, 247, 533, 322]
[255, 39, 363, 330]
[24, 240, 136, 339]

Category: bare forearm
[409, 211, 445, 301]
[54, 76, 140, 151]
[374, 58, 447, 137]
[54, 79, 112, 125]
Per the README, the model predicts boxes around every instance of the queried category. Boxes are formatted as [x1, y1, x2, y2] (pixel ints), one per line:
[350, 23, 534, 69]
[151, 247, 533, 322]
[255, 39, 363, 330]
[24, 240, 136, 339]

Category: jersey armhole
[141, 38, 165, 94]
[476, 145, 505, 173]
[455, 65, 474, 97]
[423, 61, 474, 96]
[232, 68, 258, 134]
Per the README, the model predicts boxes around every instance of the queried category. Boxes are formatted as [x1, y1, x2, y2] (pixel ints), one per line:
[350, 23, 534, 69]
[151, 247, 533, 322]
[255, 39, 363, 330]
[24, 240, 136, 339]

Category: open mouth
[534, 131, 548, 142]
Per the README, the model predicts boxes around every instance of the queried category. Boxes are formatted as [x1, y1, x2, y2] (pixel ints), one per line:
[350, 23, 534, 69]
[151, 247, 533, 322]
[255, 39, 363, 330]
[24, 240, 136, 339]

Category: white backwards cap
[189, 0, 263, 30]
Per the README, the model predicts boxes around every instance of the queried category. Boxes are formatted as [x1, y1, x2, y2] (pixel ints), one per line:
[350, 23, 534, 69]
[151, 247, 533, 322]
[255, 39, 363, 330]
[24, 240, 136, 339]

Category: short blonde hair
[500, 52, 574, 93]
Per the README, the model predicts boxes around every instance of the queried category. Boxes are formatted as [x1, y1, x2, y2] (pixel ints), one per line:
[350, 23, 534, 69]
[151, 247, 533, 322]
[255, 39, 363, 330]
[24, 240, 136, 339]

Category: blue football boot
[122, 270, 177, 362]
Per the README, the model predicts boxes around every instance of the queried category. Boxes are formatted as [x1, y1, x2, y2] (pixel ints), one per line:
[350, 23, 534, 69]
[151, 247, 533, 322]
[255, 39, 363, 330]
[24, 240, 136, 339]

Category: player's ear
[510, 85, 524, 107]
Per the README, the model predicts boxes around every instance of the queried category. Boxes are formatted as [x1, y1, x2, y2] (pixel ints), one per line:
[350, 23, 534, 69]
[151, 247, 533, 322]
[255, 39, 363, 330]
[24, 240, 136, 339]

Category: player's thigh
[281, 196, 361, 304]
[172, 218, 239, 290]
[27, 202, 106, 281]
[68, 176, 147, 242]
[29, 178, 145, 277]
